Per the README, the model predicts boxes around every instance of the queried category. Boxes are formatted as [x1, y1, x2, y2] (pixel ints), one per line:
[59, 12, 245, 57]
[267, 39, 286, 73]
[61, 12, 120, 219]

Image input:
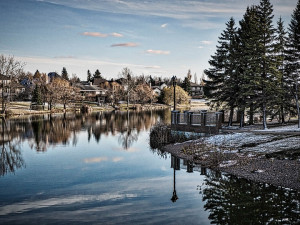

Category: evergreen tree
[61, 67, 69, 80]
[93, 69, 102, 79]
[32, 85, 43, 105]
[274, 17, 290, 123]
[255, 0, 279, 129]
[87, 70, 92, 82]
[181, 70, 192, 95]
[285, 0, 300, 128]
[238, 6, 261, 127]
[204, 17, 240, 126]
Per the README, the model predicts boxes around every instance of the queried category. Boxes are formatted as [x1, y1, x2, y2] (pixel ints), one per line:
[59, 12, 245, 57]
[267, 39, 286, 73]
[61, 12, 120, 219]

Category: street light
[172, 76, 177, 111]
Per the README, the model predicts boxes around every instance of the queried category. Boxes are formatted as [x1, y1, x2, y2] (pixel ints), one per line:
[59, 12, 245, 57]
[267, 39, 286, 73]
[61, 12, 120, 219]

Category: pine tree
[32, 84, 43, 105]
[181, 70, 192, 95]
[238, 6, 261, 127]
[274, 17, 290, 123]
[285, 0, 300, 128]
[87, 70, 91, 82]
[61, 67, 69, 80]
[255, 0, 279, 129]
[93, 69, 102, 79]
[204, 17, 240, 126]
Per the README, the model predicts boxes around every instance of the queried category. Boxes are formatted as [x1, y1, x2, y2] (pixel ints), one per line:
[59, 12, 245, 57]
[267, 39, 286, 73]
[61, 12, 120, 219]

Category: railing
[171, 110, 223, 134]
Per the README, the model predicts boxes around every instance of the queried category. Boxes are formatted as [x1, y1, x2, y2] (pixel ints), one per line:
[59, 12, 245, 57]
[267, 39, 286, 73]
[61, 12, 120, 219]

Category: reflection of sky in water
[0, 124, 210, 224]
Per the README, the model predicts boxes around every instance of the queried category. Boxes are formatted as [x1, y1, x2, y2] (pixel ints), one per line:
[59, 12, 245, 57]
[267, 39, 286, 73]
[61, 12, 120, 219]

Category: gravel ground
[162, 130, 300, 191]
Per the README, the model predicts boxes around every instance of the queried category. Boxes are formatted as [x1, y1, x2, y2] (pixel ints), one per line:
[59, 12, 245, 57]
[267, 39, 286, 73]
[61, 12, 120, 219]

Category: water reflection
[168, 155, 300, 224]
[0, 118, 24, 176]
[200, 168, 300, 224]
[0, 109, 170, 175]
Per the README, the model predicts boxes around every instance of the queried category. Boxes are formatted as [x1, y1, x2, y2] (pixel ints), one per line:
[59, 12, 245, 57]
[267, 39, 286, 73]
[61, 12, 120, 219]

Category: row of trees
[204, 0, 300, 129]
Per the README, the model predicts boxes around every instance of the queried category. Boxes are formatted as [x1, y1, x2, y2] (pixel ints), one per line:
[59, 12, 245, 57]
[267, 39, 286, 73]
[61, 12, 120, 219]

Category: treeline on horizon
[204, 0, 300, 129]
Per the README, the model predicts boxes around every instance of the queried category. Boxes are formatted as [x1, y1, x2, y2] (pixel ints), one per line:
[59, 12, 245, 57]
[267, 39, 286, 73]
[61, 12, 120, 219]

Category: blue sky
[0, 0, 298, 81]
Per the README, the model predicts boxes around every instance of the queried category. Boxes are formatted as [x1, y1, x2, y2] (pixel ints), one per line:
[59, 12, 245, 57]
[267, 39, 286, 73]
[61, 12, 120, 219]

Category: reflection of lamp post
[171, 155, 179, 203]
[172, 76, 177, 111]
[171, 166, 178, 202]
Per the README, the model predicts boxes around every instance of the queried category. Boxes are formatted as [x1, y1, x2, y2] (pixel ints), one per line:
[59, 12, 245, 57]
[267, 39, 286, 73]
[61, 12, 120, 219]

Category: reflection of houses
[190, 82, 204, 99]
[76, 82, 107, 104]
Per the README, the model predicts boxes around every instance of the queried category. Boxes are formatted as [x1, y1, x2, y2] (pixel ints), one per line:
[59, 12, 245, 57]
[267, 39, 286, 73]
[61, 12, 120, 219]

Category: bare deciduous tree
[0, 55, 24, 113]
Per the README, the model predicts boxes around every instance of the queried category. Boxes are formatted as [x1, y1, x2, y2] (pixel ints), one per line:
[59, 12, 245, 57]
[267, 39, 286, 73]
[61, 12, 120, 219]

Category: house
[151, 83, 167, 96]
[98, 79, 122, 93]
[190, 82, 204, 98]
[0, 74, 25, 99]
[47, 72, 60, 83]
[76, 82, 107, 105]
[0, 74, 11, 97]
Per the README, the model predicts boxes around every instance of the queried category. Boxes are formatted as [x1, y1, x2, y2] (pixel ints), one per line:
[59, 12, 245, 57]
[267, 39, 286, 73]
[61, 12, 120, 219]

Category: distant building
[190, 82, 204, 99]
[47, 72, 60, 83]
[151, 83, 167, 96]
[0, 74, 25, 99]
[76, 82, 107, 105]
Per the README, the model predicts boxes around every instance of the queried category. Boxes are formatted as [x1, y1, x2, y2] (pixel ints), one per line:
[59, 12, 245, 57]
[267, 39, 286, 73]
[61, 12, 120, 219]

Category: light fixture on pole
[172, 76, 177, 111]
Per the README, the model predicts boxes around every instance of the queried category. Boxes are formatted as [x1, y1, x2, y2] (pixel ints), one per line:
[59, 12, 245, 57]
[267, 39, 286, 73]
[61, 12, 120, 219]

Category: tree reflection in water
[0, 118, 24, 176]
[199, 169, 300, 224]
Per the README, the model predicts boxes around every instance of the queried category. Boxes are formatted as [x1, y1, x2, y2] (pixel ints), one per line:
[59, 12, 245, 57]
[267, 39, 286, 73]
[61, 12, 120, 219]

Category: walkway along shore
[162, 125, 300, 191]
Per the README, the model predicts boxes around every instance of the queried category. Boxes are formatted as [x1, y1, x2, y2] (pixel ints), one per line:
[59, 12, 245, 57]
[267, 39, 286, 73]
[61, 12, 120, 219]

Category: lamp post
[172, 76, 177, 111]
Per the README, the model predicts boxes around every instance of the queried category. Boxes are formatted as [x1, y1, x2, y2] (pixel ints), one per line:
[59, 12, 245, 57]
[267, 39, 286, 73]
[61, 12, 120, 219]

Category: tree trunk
[249, 103, 254, 125]
[295, 82, 300, 128]
[262, 102, 268, 130]
[280, 105, 285, 124]
[228, 106, 234, 126]
[239, 109, 245, 128]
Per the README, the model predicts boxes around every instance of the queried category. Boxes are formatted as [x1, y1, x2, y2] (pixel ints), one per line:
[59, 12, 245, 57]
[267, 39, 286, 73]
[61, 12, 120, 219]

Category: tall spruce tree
[32, 85, 43, 105]
[256, 0, 279, 129]
[238, 6, 261, 127]
[204, 17, 240, 126]
[61, 67, 69, 80]
[87, 70, 92, 82]
[274, 17, 290, 123]
[285, 0, 300, 128]
[181, 69, 192, 95]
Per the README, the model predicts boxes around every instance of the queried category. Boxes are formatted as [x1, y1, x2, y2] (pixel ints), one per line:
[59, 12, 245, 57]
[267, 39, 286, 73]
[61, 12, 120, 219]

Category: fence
[171, 110, 223, 134]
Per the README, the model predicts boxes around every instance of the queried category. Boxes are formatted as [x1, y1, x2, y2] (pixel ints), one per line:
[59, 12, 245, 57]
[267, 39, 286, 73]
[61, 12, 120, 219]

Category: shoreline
[162, 128, 300, 191]
[0, 103, 170, 117]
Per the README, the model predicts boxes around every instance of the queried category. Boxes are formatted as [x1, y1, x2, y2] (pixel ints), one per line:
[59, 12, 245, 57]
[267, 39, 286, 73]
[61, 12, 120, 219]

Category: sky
[0, 0, 298, 81]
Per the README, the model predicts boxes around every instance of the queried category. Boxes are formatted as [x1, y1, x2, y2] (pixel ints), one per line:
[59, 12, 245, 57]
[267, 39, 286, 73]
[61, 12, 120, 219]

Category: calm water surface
[0, 110, 299, 224]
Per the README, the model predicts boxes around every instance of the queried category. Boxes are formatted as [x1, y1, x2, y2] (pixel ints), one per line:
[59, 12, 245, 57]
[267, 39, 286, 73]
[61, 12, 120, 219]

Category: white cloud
[200, 40, 212, 45]
[110, 32, 123, 37]
[161, 23, 168, 28]
[81, 32, 108, 37]
[146, 49, 170, 55]
[111, 42, 139, 47]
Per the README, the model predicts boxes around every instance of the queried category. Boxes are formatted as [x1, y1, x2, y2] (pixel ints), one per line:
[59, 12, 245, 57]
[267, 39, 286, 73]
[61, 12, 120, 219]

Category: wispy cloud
[81, 32, 108, 37]
[161, 23, 168, 28]
[200, 40, 213, 45]
[81, 32, 123, 38]
[54, 56, 77, 59]
[146, 49, 170, 55]
[110, 32, 123, 37]
[144, 65, 161, 69]
[111, 42, 139, 47]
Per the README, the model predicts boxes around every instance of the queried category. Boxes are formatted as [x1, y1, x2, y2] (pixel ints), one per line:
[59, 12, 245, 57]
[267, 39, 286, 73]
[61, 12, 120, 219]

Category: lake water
[0, 110, 299, 224]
